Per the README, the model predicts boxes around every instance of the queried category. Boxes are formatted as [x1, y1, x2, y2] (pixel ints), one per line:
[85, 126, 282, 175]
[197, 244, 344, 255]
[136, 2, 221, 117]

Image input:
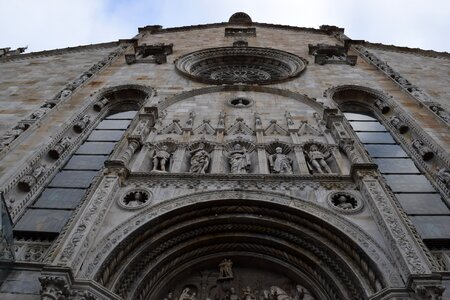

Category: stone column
[293, 145, 310, 174]
[119, 139, 141, 167]
[211, 145, 225, 173]
[256, 145, 269, 174]
[170, 144, 187, 173]
[329, 145, 348, 174]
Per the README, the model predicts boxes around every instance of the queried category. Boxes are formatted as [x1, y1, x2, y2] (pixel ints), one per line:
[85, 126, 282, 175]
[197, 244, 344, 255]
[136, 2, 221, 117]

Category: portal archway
[80, 191, 402, 300]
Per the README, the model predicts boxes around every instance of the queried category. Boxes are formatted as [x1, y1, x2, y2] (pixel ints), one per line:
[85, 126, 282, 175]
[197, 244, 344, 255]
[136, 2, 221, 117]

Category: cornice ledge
[0, 41, 120, 62]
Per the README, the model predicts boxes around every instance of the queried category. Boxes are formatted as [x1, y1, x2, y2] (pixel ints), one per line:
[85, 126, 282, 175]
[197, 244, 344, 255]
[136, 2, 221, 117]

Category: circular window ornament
[228, 97, 253, 108]
[175, 47, 307, 85]
[119, 189, 152, 210]
[327, 192, 363, 214]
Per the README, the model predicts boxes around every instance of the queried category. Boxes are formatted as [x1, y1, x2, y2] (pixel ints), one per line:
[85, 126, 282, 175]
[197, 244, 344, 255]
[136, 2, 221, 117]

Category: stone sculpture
[228, 144, 251, 174]
[218, 258, 233, 279]
[18, 164, 47, 192]
[93, 98, 109, 111]
[0, 124, 26, 149]
[152, 145, 171, 172]
[49, 137, 72, 159]
[437, 168, 450, 188]
[268, 147, 293, 174]
[306, 144, 332, 174]
[374, 99, 390, 114]
[189, 143, 210, 173]
[411, 139, 434, 161]
[73, 115, 91, 133]
[30, 103, 53, 120]
[430, 105, 450, 123]
[390, 116, 409, 134]
[334, 195, 354, 210]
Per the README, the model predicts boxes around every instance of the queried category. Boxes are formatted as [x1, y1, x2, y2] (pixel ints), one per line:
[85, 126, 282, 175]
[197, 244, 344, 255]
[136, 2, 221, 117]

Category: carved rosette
[118, 189, 152, 209]
[327, 192, 363, 214]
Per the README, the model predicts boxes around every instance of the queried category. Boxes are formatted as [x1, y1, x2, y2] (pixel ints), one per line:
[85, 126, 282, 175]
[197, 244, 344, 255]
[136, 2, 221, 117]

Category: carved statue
[374, 99, 389, 114]
[93, 98, 109, 111]
[270, 286, 292, 300]
[186, 111, 196, 126]
[228, 144, 251, 174]
[179, 288, 194, 300]
[218, 258, 233, 279]
[30, 103, 53, 120]
[430, 105, 450, 123]
[152, 145, 171, 172]
[306, 144, 332, 174]
[411, 139, 434, 161]
[73, 115, 91, 133]
[437, 168, 450, 188]
[58, 89, 72, 101]
[268, 147, 293, 174]
[163, 292, 174, 300]
[390, 116, 409, 134]
[243, 286, 256, 300]
[218, 111, 226, 127]
[334, 195, 354, 210]
[49, 137, 72, 159]
[0, 124, 26, 149]
[285, 112, 294, 125]
[189, 143, 210, 173]
[228, 287, 240, 300]
[18, 164, 47, 192]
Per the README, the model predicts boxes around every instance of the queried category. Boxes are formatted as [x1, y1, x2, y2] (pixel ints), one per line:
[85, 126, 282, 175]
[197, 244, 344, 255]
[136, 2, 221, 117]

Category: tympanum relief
[161, 259, 315, 300]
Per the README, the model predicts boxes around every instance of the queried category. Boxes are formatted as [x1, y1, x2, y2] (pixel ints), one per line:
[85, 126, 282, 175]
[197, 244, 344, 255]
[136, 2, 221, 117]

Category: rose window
[175, 47, 307, 85]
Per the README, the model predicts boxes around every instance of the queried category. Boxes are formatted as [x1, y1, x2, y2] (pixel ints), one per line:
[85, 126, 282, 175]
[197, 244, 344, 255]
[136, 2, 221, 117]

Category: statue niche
[227, 143, 252, 174]
[151, 144, 173, 172]
[304, 143, 333, 174]
[267, 145, 293, 174]
[189, 143, 211, 174]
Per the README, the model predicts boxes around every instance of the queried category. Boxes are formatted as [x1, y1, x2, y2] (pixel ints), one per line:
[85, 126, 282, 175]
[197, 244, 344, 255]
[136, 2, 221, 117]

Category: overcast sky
[1, 0, 449, 53]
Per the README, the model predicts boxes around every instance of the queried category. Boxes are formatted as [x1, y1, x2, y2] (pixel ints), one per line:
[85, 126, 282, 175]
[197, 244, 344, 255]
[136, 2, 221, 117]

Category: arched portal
[80, 191, 401, 300]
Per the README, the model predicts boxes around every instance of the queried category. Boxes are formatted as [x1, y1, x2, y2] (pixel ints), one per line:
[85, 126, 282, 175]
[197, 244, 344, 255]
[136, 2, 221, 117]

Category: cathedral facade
[0, 12, 449, 300]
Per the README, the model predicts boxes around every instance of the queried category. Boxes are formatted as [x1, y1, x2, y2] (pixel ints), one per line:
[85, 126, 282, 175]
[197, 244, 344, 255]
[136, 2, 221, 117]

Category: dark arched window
[344, 110, 450, 245]
[13, 109, 137, 239]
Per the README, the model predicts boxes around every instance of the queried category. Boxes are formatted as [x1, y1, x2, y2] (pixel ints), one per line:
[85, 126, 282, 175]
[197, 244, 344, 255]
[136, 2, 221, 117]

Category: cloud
[0, 0, 449, 52]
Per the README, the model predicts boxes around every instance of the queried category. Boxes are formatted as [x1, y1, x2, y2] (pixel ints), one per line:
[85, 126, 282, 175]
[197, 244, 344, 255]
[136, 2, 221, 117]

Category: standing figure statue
[306, 144, 332, 174]
[189, 143, 210, 173]
[268, 147, 293, 174]
[152, 145, 171, 172]
[218, 258, 233, 279]
[228, 144, 251, 174]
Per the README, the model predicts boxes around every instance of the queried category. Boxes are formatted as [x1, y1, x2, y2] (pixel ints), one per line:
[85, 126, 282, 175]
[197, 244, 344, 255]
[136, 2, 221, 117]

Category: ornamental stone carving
[328, 192, 363, 214]
[268, 147, 293, 174]
[304, 143, 332, 174]
[0, 123, 28, 150]
[374, 99, 390, 114]
[39, 276, 71, 300]
[152, 145, 172, 172]
[175, 47, 307, 85]
[308, 43, 357, 66]
[412, 139, 434, 161]
[390, 116, 409, 134]
[189, 143, 210, 174]
[18, 164, 46, 192]
[73, 115, 91, 133]
[437, 168, 450, 189]
[49, 137, 72, 159]
[119, 189, 151, 209]
[93, 98, 109, 112]
[29, 103, 54, 120]
[228, 143, 251, 174]
[430, 104, 450, 124]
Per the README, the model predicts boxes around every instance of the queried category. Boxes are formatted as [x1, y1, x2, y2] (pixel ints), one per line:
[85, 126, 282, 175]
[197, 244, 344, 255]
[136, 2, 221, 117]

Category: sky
[1, 0, 449, 53]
